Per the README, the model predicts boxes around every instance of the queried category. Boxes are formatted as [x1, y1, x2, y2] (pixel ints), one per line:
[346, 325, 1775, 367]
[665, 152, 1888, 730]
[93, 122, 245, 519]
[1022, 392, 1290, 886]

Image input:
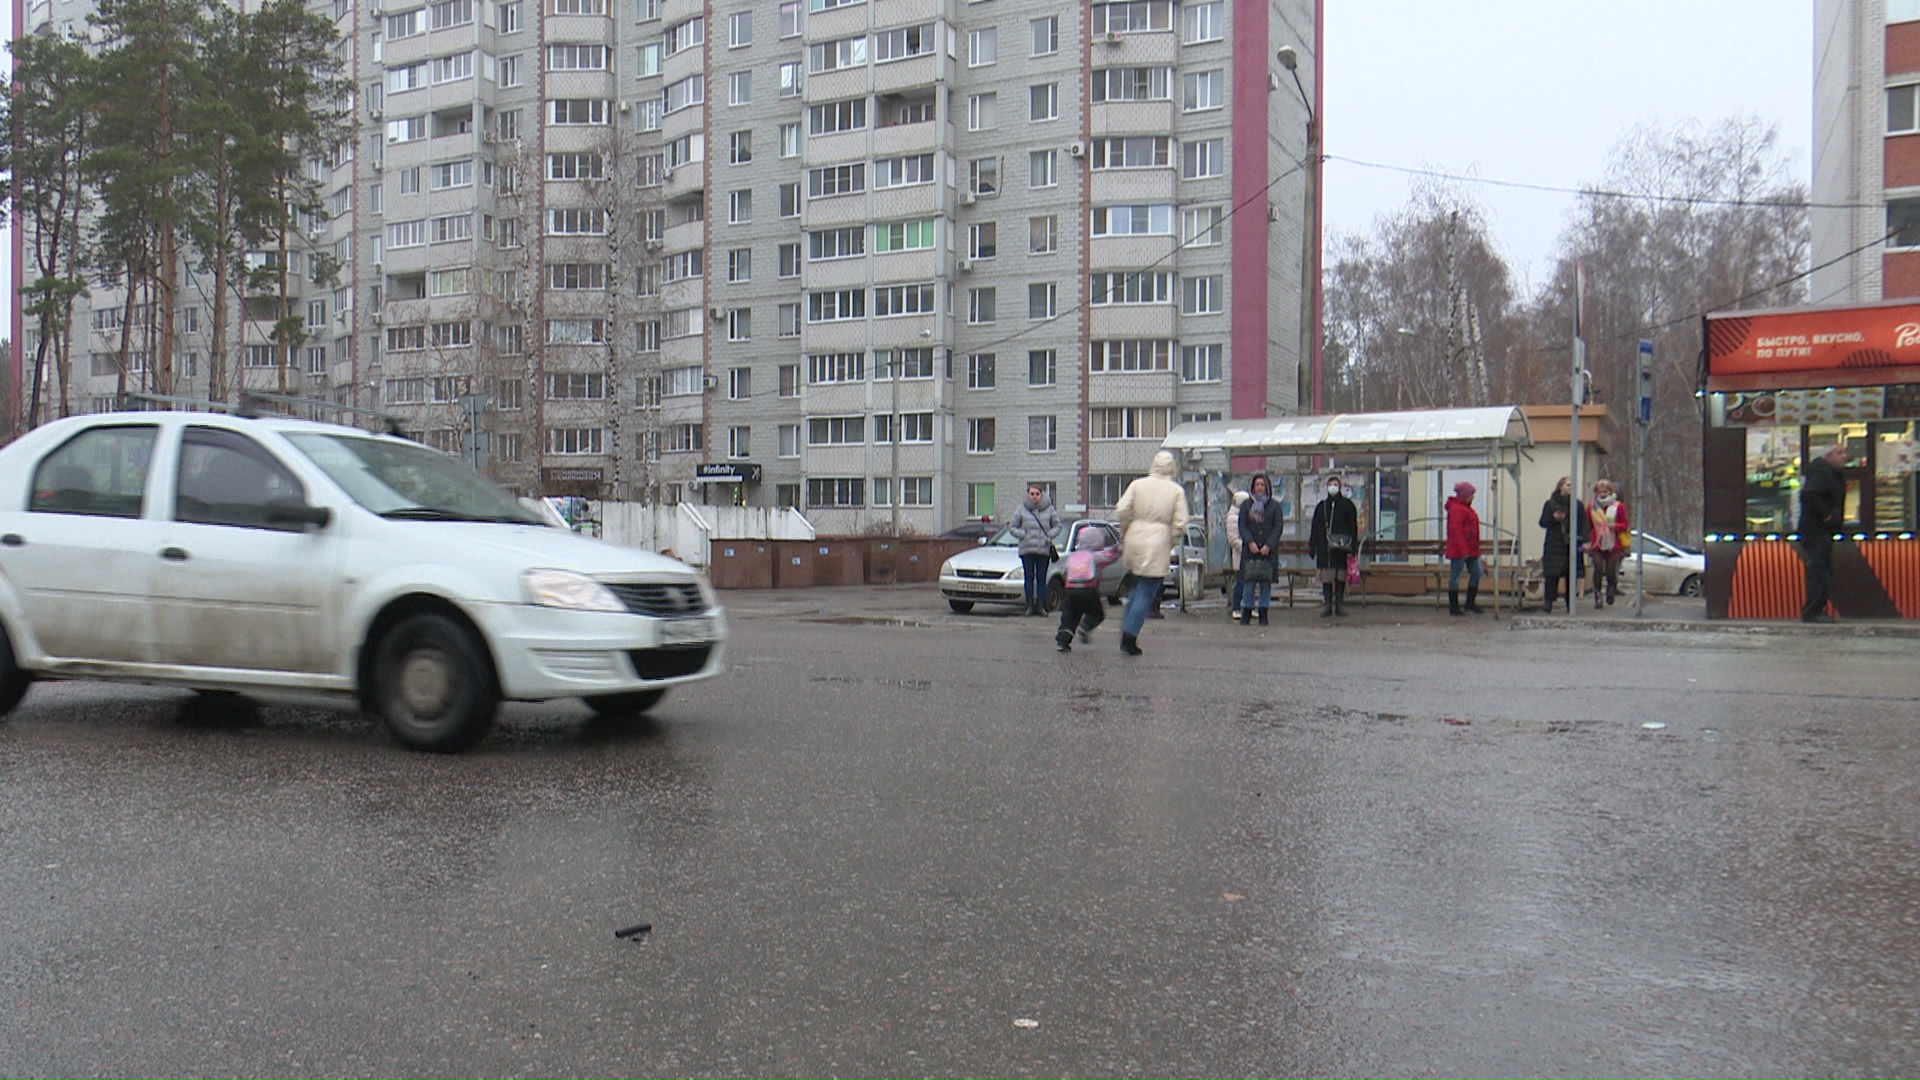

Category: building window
[779, 182, 801, 217]
[665, 424, 704, 453]
[1030, 15, 1058, 55]
[1088, 474, 1129, 507]
[1094, 1, 1173, 33]
[875, 153, 935, 188]
[1182, 206, 1224, 246]
[1028, 349, 1056, 387]
[779, 122, 801, 157]
[967, 352, 996, 389]
[1091, 66, 1172, 103]
[728, 426, 751, 458]
[779, 61, 803, 98]
[727, 248, 752, 282]
[1092, 135, 1171, 170]
[546, 372, 607, 400]
[1181, 275, 1224, 315]
[1181, 343, 1222, 382]
[968, 26, 996, 66]
[547, 427, 605, 455]
[1090, 338, 1173, 372]
[1030, 83, 1057, 122]
[726, 309, 752, 341]
[1028, 415, 1057, 452]
[967, 222, 997, 260]
[1892, 84, 1920, 135]
[968, 157, 1000, 198]
[967, 288, 997, 325]
[1092, 204, 1175, 236]
[1090, 271, 1173, 305]
[874, 283, 937, 317]
[779, 0, 802, 36]
[809, 34, 869, 72]
[1182, 138, 1223, 179]
[967, 482, 995, 519]
[806, 478, 865, 509]
[807, 352, 866, 384]
[874, 220, 935, 253]
[729, 189, 753, 223]
[778, 243, 802, 277]
[1182, 1, 1222, 42]
[967, 417, 996, 453]
[778, 423, 800, 457]
[779, 364, 801, 396]
[807, 288, 868, 323]
[809, 98, 867, 135]
[807, 415, 867, 446]
[729, 9, 752, 46]
[874, 23, 935, 62]
[880, 347, 936, 379]
[778, 303, 802, 336]
[728, 367, 752, 399]
[1089, 406, 1171, 440]
[729, 130, 753, 165]
[967, 92, 996, 131]
[1027, 283, 1056, 320]
[1030, 215, 1058, 255]
[1030, 149, 1057, 189]
[1182, 70, 1222, 112]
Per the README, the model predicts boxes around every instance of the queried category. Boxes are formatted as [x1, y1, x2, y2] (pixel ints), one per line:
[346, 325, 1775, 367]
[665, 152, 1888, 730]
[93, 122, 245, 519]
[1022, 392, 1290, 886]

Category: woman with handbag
[1010, 485, 1062, 617]
[1310, 474, 1359, 617]
[1237, 475, 1284, 626]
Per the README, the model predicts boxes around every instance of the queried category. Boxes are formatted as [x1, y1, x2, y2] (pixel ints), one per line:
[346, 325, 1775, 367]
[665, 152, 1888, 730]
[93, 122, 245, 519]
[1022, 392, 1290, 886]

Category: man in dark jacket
[1798, 443, 1848, 623]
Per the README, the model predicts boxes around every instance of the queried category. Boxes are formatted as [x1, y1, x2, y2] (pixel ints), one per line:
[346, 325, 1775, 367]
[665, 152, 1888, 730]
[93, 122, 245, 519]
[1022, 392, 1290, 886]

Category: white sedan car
[0, 410, 725, 751]
[1625, 530, 1706, 598]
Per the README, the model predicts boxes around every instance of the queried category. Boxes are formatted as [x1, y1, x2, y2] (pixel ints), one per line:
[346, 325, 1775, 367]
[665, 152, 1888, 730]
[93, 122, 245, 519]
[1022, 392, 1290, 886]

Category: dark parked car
[937, 519, 997, 543]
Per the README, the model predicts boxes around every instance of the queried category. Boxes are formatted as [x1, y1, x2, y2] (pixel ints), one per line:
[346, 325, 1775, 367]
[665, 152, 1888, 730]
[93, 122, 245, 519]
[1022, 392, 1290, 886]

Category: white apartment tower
[15, 0, 1319, 534]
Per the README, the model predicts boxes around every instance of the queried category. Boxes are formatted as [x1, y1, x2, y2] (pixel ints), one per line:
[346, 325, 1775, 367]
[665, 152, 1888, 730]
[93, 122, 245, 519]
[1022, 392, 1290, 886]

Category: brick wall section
[1881, 251, 1920, 298]
[1889, 21, 1920, 77]
[1886, 133, 1920, 188]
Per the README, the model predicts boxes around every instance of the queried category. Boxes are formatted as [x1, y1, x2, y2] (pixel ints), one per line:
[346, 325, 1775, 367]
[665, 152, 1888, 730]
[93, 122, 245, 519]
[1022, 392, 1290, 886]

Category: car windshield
[284, 433, 544, 523]
[986, 523, 1072, 548]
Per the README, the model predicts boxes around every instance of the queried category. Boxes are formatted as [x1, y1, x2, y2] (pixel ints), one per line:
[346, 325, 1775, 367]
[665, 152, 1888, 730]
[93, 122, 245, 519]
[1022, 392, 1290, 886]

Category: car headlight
[523, 568, 626, 612]
[1003, 566, 1024, 579]
[940, 559, 955, 577]
[694, 574, 718, 609]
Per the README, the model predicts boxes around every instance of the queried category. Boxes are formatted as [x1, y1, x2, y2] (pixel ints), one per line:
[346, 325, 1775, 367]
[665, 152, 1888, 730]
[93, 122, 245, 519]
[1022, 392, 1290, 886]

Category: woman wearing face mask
[1236, 475, 1283, 626]
[1586, 479, 1631, 608]
[1537, 476, 1587, 613]
[1310, 474, 1360, 617]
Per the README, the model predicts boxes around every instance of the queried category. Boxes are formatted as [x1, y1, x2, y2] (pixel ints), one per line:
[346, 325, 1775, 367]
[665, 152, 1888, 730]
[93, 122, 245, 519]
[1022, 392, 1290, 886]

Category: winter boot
[1464, 586, 1483, 614]
[1319, 584, 1334, 617]
[1334, 582, 1350, 616]
[1543, 581, 1560, 613]
[1257, 609, 1269, 626]
[1120, 632, 1143, 656]
[1242, 607, 1256, 625]
[1449, 590, 1463, 616]
[1055, 632, 1072, 652]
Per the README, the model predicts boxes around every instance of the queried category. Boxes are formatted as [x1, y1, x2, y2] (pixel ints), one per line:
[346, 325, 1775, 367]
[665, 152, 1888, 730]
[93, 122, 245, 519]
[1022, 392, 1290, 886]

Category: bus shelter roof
[1161, 406, 1533, 459]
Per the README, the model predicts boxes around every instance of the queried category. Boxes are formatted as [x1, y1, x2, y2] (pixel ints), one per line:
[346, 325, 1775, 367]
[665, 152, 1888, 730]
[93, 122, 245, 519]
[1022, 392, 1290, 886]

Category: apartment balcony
[873, 0, 942, 29]
[664, 218, 705, 252]
[662, 161, 705, 200]
[545, 14, 614, 44]
[1092, 29, 1177, 65]
[1086, 304, 1177, 339]
[545, 70, 619, 102]
[1088, 101, 1173, 136]
[1091, 234, 1176, 267]
[659, 0, 701, 24]
[806, 67, 870, 105]
[800, 381, 870, 416]
[800, 318, 870, 353]
[1087, 369, 1177, 406]
[873, 52, 943, 95]
[1090, 167, 1176, 203]
[802, 3, 868, 42]
[873, 116, 945, 160]
[659, 276, 706, 312]
[661, 102, 705, 144]
[1087, 441, 1163, 475]
[870, 313, 938, 348]
[660, 335, 703, 368]
[802, 254, 875, 290]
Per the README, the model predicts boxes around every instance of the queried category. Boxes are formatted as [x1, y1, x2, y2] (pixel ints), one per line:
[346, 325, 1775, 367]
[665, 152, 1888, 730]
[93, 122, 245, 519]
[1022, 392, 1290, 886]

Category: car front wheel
[0, 624, 30, 717]
[947, 599, 975, 614]
[583, 689, 667, 717]
[1044, 578, 1065, 613]
[371, 613, 499, 753]
[1679, 574, 1703, 598]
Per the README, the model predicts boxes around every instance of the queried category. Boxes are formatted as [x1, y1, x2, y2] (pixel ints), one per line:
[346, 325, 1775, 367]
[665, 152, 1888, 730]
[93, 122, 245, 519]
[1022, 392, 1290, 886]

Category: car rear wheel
[1044, 578, 1065, 613]
[0, 624, 30, 717]
[947, 599, 975, 614]
[1679, 574, 1702, 598]
[371, 614, 499, 753]
[583, 688, 667, 717]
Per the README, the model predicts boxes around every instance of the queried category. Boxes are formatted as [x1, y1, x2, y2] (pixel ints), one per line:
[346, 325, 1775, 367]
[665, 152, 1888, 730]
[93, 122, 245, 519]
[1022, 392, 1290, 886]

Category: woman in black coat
[1309, 474, 1360, 617]
[1236, 473, 1285, 626]
[1538, 476, 1587, 613]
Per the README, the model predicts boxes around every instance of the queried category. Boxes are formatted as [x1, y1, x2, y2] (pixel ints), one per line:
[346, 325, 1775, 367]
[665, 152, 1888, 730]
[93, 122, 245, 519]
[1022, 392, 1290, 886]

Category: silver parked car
[940, 519, 1121, 614]
[1623, 530, 1705, 597]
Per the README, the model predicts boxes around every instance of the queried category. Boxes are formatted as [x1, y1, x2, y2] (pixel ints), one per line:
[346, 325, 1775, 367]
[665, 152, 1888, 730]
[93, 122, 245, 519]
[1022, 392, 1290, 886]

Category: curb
[1507, 615, 1920, 638]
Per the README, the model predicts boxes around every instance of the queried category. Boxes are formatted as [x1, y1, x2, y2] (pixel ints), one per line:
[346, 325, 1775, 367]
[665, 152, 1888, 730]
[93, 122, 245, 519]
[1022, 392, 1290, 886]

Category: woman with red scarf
[1585, 479, 1631, 608]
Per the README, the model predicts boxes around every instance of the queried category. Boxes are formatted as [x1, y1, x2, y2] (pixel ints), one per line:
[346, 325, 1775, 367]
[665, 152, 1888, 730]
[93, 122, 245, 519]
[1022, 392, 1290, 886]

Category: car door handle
[160, 547, 190, 562]
[1, 533, 22, 547]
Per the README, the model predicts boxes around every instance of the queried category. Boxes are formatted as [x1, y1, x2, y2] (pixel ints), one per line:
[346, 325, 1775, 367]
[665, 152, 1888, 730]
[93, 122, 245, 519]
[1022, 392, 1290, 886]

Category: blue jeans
[1230, 572, 1244, 612]
[1122, 574, 1164, 637]
[1448, 556, 1482, 592]
[1243, 579, 1272, 610]
[1020, 553, 1049, 605]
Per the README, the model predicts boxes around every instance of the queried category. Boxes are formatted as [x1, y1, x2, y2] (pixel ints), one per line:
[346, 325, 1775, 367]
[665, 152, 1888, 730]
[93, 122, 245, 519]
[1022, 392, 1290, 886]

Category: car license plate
[660, 616, 715, 645]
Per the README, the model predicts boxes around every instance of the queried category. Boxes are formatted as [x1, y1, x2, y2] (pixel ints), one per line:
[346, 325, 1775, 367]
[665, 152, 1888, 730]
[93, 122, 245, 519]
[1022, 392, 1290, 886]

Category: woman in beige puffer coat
[1113, 450, 1191, 655]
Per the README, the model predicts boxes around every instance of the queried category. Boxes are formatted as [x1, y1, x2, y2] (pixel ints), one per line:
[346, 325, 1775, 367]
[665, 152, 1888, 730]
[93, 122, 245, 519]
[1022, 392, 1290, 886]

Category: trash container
[707, 540, 774, 589]
[772, 540, 817, 588]
[812, 539, 865, 586]
[866, 539, 898, 585]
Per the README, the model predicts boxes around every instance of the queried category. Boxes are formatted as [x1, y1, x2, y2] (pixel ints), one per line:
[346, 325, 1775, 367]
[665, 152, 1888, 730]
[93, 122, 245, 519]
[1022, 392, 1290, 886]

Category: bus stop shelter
[1161, 407, 1536, 612]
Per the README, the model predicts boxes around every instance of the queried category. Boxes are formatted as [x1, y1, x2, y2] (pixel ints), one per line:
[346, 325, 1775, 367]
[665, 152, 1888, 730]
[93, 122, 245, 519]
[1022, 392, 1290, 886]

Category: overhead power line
[1326, 154, 1882, 212]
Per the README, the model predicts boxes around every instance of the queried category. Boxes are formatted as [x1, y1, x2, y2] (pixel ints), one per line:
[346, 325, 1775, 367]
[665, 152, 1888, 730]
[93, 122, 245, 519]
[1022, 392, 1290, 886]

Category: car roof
[40, 409, 401, 442]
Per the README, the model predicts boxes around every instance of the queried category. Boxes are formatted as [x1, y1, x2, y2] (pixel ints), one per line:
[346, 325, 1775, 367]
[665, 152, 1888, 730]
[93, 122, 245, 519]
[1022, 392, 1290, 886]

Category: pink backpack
[1063, 548, 1102, 587]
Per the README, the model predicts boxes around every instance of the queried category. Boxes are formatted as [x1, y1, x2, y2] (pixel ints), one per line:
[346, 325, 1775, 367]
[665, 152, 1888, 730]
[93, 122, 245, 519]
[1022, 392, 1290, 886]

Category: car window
[29, 425, 158, 519]
[174, 427, 309, 531]
[284, 432, 542, 523]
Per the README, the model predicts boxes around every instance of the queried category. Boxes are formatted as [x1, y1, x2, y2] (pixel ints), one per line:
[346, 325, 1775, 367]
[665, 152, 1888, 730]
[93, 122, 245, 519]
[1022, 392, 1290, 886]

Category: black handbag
[1242, 555, 1277, 584]
[1326, 531, 1355, 554]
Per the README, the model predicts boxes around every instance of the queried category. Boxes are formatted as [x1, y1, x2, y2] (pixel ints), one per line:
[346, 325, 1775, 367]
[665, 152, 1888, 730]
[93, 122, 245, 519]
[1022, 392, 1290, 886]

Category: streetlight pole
[1277, 45, 1321, 415]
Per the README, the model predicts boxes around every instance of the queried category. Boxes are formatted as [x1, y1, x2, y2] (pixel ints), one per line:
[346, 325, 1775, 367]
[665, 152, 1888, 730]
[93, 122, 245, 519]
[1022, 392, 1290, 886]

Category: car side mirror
[266, 501, 333, 529]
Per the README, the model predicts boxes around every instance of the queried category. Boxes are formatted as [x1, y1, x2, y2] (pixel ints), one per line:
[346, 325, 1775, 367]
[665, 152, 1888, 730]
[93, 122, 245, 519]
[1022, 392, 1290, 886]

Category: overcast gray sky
[1322, 0, 1814, 299]
[1, 2, 1815, 320]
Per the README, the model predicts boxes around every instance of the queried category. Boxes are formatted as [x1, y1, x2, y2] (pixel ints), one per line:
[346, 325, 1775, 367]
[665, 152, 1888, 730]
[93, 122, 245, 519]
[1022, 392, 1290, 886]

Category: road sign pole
[1635, 339, 1653, 618]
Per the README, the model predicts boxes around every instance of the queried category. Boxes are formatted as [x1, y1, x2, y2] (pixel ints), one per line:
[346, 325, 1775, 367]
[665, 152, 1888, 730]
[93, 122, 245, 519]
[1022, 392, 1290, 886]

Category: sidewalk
[712, 582, 1920, 639]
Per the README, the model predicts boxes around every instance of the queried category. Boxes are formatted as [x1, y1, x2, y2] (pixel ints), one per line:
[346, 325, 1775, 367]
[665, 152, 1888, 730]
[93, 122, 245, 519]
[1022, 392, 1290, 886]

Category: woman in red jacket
[1586, 478, 1631, 607]
[1444, 481, 1484, 616]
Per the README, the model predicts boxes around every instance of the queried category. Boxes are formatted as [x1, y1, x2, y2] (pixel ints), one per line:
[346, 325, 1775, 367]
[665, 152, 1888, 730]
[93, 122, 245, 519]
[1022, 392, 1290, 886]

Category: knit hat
[1453, 481, 1476, 497]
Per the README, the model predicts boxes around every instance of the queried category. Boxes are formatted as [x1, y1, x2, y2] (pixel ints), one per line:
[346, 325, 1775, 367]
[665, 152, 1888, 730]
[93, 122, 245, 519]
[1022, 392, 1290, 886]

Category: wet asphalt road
[3, 594, 1919, 1078]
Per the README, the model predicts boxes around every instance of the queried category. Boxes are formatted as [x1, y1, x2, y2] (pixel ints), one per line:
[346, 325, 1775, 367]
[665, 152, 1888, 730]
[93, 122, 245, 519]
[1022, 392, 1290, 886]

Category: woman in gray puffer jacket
[1009, 485, 1063, 616]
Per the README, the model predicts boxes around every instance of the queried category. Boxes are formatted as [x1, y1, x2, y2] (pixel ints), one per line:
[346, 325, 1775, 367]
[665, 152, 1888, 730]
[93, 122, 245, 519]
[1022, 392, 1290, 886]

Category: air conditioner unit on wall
[1066, 141, 1085, 158]
[372, 159, 384, 171]
[957, 259, 973, 273]
[1103, 31, 1122, 45]
[960, 192, 976, 206]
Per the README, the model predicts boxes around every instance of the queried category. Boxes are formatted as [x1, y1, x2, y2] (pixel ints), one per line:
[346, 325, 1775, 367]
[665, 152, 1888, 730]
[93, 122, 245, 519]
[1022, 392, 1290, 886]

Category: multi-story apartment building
[1814, 0, 1920, 302]
[15, 0, 1318, 535]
